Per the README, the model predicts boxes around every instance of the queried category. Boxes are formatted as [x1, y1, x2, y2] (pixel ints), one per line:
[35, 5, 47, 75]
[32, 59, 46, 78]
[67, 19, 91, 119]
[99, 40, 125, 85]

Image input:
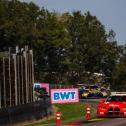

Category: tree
[33, 9, 70, 82]
[112, 62, 126, 91]
[0, 0, 40, 50]
[0, 0, 121, 86]
[112, 44, 126, 91]
[65, 11, 108, 83]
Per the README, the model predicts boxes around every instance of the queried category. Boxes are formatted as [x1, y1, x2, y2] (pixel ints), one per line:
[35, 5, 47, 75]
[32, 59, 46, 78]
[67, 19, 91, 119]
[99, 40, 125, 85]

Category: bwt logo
[51, 89, 79, 103]
[53, 91, 76, 100]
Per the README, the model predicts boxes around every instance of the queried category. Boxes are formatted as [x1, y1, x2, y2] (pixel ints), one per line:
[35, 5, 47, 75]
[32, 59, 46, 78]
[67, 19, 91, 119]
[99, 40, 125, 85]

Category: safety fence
[0, 98, 53, 126]
[0, 46, 34, 108]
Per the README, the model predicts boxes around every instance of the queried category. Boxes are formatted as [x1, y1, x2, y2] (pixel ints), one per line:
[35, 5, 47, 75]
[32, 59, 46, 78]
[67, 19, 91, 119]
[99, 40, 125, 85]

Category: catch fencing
[0, 46, 34, 108]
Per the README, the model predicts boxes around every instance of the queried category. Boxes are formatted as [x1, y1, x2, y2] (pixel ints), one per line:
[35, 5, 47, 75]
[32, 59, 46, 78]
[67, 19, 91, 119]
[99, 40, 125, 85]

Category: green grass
[25, 102, 96, 126]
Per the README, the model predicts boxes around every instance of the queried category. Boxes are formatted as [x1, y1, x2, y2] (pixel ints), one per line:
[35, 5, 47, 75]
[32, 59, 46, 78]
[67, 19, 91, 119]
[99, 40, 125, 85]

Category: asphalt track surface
[63, 99, 126, 126]
[63, 118, 126, 126]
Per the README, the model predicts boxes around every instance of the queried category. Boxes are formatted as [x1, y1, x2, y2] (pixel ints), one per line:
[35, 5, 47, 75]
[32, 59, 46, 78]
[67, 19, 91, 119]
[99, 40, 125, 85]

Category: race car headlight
[82, 93, 88, 96]
[102, 92, 107, 96]
[99, 106, 106, 110]
[122, 107, 126, 110]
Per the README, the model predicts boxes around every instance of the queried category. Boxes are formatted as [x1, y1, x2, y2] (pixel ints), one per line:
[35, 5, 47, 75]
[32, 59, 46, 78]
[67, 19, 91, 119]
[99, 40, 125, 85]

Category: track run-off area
[63, 98, 126, 126]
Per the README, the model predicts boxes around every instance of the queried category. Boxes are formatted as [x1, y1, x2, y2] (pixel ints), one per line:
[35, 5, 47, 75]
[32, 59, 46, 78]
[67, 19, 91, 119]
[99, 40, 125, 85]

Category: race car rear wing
[111, 92, 126, 96]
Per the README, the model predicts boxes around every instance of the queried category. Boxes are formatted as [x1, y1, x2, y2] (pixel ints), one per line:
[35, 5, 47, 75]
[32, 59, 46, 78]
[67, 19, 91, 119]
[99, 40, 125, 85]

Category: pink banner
[51, 88, 79, 104]
[40, 83, 49, 95]
[34, 83, 49, 95]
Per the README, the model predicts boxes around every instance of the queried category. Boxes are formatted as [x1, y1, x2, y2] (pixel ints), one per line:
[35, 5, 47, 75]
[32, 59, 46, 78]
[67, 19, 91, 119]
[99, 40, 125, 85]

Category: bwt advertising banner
[51, 88, 79, 104]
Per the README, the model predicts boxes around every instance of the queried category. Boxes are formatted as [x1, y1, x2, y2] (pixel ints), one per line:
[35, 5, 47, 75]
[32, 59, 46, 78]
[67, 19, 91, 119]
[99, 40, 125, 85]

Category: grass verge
[25, 102, 97, 126]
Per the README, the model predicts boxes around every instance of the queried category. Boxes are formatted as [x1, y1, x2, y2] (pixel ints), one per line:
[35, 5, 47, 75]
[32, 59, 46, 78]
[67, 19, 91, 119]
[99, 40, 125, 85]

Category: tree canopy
[0, 0, 125, 89]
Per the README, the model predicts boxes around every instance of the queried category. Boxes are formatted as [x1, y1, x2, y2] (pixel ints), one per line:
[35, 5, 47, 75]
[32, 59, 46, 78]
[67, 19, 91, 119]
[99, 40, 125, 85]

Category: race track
[63, 98, 126, 126]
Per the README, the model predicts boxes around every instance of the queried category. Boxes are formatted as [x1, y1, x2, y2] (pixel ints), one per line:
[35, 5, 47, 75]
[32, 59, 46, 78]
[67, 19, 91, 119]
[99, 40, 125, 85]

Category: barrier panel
[0, 98, 53, 126]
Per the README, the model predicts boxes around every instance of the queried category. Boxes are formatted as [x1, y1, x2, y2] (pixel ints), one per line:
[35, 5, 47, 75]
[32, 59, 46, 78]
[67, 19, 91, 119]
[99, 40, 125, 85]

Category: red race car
[97, 92, 126, 117]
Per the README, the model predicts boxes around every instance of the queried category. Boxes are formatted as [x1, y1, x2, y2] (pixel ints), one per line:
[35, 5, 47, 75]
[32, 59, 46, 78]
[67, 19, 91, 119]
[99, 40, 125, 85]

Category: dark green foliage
[0, 0, 122, 88]
[65, 11, 119, 83]
[112, 63, 126, 91]
[112, 45, 126, 91]
[0, 0, 40, 50]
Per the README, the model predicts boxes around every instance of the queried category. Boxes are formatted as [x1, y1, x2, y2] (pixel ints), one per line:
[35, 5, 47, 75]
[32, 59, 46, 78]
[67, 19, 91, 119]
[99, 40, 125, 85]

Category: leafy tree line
[0, 0, 126, 90]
